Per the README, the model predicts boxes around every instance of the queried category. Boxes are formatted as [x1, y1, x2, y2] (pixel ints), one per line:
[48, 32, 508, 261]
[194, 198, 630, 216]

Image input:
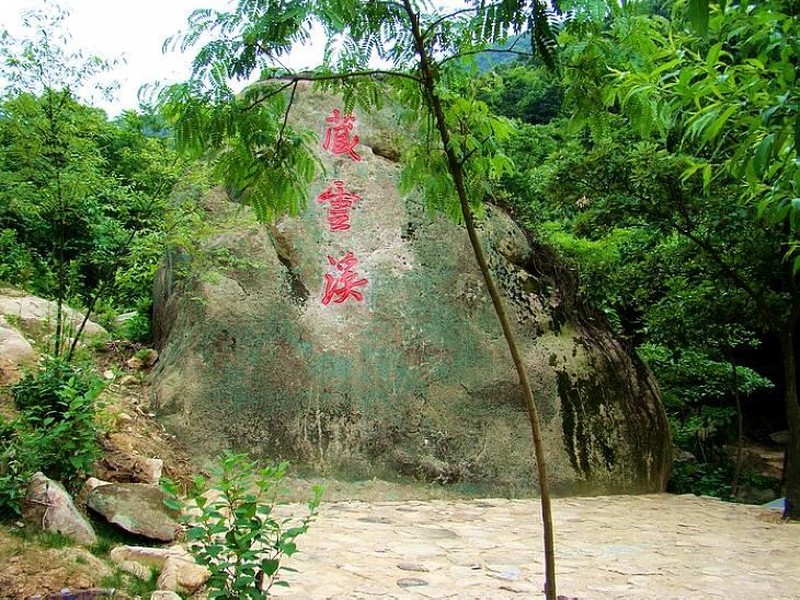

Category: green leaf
[261, 558, 280, 577]
[280, 541, 298, 556]
[701, 104, 738, 145]
[186, 526, 206, 540]
[702, 163, 712, 194]
[688, 0, 710, 35]
[162, 497, 182, 511]
[753, 133, 775, 176]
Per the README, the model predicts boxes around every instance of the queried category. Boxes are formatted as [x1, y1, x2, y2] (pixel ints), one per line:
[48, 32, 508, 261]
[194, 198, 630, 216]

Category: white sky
[0, 0, 325, 116]
[0, 0, 468, 117]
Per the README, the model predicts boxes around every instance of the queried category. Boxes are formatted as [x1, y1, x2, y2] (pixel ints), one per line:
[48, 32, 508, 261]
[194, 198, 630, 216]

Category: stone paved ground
[272, 493, 800, 600]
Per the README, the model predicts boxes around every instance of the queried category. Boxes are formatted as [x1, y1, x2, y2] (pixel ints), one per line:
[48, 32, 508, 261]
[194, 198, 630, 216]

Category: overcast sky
[0, 0, 326, 116]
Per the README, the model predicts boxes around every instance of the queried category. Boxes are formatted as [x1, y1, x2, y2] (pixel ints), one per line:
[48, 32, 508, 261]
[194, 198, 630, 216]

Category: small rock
[127, 349, 158, 370]
[0, 314, 37, 384]
[115, 311, 138, 325]
[102, 369, 115, 380]
[156, 555, 211, 593]
[84, 477, 113, 491]
[23, 472, 97, 546]
[397, 577, 428, 588]
[136, 457, 164, 485]
[397, 563, 430, 572]
[118, 375, 138, 386]
[116, 559, 154, 580]
[770, 430, 789, 445]
[486, 564, 521, 581]
[151, 592, 182, 600]
[110, 545, 189, 569]
[126, 357, 144, 370]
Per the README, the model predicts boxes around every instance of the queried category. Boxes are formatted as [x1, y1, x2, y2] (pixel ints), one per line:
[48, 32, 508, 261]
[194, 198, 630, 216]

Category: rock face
[23, 472, 97, 546]
[151, 92, 671, 494]
[86, 483, 179, 542]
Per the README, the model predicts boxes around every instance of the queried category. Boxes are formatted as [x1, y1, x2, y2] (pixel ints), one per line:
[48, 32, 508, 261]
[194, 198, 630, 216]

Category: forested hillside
[0, 0, 797, 596]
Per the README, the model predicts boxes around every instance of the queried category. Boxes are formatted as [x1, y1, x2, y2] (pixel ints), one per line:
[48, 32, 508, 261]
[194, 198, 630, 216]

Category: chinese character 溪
[322, 251, 368, 305]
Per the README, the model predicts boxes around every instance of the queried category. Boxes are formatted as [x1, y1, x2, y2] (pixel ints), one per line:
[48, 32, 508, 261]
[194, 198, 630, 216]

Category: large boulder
[150, 92, 671, 494]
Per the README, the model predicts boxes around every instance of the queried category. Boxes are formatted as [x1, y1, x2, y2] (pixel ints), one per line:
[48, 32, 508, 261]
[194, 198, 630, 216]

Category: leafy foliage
[483, 0, 797, 506]
[163, 452, 323, 599]
[478, 62, 563, 124]
[0, 3, 203, 352]
[0, 358, 105, 515]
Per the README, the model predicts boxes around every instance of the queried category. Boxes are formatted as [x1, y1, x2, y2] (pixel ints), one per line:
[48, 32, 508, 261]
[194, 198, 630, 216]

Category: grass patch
[100, 567, 160, 597]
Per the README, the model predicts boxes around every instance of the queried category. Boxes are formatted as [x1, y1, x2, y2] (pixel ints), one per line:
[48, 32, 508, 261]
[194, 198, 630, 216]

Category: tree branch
[273, 80, 298, 155]
[241, 69, 423, 112]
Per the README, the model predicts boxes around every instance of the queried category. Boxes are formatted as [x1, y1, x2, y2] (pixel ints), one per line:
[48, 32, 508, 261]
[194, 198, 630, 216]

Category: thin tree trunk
[402, 3, 557, 597]
[779, 331, 800, 519]
[54, 170, 66, 358]
[729, 359, 744, 498]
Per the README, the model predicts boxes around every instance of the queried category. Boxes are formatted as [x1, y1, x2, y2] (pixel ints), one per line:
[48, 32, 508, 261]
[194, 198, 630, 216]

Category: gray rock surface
[0, 314, 36, 384]
[0, 291, 106, 337]
[151, 90, 671, 494]
[86, 483, 179, 542]
[22, 472, 97, 546]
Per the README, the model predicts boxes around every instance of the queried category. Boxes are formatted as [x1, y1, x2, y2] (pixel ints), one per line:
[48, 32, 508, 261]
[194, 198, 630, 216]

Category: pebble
[397, 563, 430, 572]
[397, 578, 428, 588]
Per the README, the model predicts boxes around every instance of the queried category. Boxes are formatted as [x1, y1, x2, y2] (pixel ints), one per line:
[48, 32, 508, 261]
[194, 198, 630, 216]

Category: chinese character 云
[323, 108, 362, 162]
[317, 179, 361, 232]
[322, 251, 368, 305]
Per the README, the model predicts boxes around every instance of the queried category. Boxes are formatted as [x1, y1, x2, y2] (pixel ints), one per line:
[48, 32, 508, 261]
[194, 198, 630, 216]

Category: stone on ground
[86, 483, 179, 542]
[22, 472, 97, 546]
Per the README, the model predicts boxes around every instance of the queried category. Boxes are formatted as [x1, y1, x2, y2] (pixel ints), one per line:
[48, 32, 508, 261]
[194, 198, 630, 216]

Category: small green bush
[164, 452, 323, 599]
[0, 357, 105, 515]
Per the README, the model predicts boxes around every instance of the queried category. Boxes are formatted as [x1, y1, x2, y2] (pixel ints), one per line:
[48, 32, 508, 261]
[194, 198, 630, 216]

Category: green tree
[0, 3, 197, 351]
[478, 61, 563, 125]
[157, 0, 565, 596]
[0, 2, 117, 356]
[555, 0, 799, 518]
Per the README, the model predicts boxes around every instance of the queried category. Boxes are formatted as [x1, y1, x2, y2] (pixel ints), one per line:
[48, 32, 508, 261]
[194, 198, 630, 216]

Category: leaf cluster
[0, 357, 105, 516]
[164, 452, 322, 599]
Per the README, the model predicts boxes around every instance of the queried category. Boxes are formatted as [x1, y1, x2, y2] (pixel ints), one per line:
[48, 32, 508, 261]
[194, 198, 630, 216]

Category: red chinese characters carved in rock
[323, 108, 361, 162]
[322, 251, 368, 305]
[317, 179, 361, 231]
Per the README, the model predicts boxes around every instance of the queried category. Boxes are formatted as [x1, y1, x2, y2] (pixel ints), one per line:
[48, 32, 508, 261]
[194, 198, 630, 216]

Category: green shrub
[164, 452, 323, 599]
[121, 310, 152, 344]
[0, 357, 105, 515]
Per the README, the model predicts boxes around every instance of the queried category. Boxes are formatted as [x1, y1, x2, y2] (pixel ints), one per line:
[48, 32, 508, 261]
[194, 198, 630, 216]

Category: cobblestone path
[274, 493, 799, 599]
